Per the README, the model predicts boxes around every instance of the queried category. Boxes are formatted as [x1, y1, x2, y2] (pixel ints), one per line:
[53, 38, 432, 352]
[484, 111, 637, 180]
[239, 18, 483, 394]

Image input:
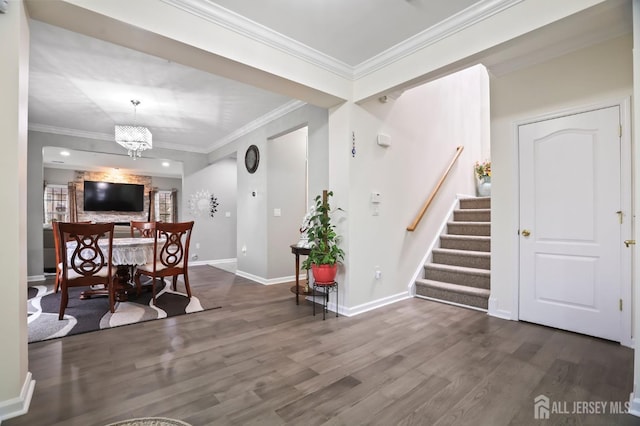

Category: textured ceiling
[29, 20, 294, 154]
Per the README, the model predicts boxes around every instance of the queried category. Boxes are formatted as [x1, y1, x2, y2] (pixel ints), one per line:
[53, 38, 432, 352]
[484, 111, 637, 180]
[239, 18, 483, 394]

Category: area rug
[105, 418, 191, 426]
[27, 278, 220, 343]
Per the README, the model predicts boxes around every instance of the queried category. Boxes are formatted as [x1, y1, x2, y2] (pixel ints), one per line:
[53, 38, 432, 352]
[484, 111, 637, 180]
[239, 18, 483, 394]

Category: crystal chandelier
[115, 100, 152, 160]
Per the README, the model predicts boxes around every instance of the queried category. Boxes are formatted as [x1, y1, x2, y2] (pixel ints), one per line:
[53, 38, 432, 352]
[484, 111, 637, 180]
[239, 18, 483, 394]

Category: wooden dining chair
[52, 220, 91, 294]
[130, 221, 156, 238]
[134, 221, 194, 304]
[57, 222, 116, 320]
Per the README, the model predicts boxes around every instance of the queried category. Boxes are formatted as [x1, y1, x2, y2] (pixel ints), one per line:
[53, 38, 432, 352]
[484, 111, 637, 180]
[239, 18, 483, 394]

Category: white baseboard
[0, 372, 35, 422]
[188, 260, 216, 266]
[208, 258, 236, 265]
[27, 275, 45, 283]
[339, 291, 411, 317]
[235, 269, 300, 285]
[264, 275, 298, 285]
[488, 296, 513, 320]
[191, 258, 236, 267]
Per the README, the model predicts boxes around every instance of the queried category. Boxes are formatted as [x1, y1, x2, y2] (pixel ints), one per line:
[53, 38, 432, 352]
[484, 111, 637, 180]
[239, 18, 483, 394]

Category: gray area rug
[27, 278, 221, 343]
[105, 418, 192, 426]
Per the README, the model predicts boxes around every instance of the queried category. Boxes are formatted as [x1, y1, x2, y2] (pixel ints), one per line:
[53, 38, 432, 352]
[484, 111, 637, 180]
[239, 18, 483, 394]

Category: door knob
[521, 229, 531, 237]
[624, 240, 635, 247]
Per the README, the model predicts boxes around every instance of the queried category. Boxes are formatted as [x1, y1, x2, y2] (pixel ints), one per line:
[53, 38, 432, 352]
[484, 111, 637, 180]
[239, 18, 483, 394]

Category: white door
[518, 106, 622, 341]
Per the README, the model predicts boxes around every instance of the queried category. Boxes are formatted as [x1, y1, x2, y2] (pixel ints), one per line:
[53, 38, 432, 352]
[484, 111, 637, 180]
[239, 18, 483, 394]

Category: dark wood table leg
[79, 265, 132, 301]
[114, 266, 133, 302]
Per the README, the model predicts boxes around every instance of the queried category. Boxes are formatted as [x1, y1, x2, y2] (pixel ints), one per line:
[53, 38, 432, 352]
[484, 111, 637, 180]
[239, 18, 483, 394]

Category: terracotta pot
[311, 264, 338, 283]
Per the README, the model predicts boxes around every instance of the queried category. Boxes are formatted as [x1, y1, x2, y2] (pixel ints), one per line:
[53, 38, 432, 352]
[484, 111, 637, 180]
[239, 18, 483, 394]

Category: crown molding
[161, 0, 523, 82]
[207, 100, 306, 152]
[160, 0, 353, 79]
[353, 0, 524, 79]
[29, 123, 112, 141]
[28, 123, 210, 154]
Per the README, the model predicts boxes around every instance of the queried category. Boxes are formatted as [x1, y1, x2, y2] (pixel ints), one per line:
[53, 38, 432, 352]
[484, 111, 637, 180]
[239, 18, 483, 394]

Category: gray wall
[208, 104, 329, 281]
[182, 157, 237, 261]
[267, 127, 307, 279]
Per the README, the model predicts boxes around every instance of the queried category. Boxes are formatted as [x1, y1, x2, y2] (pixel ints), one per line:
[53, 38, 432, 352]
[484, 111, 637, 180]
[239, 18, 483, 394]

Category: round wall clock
[245, 145, 260, 174]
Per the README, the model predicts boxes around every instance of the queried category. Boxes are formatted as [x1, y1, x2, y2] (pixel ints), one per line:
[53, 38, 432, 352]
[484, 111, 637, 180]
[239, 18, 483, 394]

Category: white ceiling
[209, 0, 480, 67]
[31, 0, 630, 176]
[32, 0, 488, 175]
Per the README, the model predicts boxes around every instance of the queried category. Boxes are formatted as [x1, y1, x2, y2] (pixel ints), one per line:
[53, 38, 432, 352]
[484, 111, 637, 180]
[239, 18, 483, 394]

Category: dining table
[66, 237, 158, 301]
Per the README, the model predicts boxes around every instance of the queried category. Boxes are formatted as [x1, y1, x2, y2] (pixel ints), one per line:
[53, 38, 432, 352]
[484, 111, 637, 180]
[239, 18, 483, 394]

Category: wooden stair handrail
[407, 146, 464, 232]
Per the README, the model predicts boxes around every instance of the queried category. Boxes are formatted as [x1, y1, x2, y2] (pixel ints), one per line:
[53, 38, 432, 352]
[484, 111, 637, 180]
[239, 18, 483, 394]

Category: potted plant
[474, 159, 491, 196]
[301, 190, 345, 283]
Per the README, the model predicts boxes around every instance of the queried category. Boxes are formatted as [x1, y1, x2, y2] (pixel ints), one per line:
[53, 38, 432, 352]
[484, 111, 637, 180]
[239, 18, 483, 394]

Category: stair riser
[424, 266, 490, 289]
[432, 252, 490, 270]
[453, 210, 490, 222]
[415, 284, 488, 310]
[440, 237, 490, 252]
[447, 223, 490, 236]
[459, 198, 490, 209]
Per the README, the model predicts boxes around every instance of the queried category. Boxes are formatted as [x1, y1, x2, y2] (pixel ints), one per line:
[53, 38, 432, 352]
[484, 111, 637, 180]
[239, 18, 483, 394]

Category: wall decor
[244, 144, 260, 173]
[209, 195, 219, 217]
[189, 190, 219, 218]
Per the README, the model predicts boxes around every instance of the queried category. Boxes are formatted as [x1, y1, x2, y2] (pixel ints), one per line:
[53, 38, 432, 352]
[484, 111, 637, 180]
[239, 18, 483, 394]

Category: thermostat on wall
[377, 133, 391, 147]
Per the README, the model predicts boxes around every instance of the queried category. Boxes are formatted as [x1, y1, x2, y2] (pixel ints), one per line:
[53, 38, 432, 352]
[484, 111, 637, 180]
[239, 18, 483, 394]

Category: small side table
[313, 281, 338, 320]
[290, 244, 311, 305]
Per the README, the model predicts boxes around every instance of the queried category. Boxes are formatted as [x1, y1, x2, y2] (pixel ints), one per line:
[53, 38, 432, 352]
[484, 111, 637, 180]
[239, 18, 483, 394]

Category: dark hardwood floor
[7, 265, 636, 425]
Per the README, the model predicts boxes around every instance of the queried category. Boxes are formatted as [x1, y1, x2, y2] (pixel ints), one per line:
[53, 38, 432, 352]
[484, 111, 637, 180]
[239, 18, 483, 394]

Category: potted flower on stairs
[301, 190, 345, 283]
[474, 159, 491, 197]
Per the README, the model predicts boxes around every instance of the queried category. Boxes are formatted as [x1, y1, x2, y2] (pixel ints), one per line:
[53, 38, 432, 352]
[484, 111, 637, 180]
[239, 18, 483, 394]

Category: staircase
[415, 197, 491, 310]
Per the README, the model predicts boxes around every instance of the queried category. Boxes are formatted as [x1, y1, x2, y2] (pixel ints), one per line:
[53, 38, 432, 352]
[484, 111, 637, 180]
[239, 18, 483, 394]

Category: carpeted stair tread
[415, 279, 489, 310]
[453, 208, 491, 222]
[424, 262, 490, 289]
[416, 279, 490, 297]
[447, 221, 491, 236]
[440, 234, 491, 252]
[432, 248, 490, 270]
[459, 197, 491, 210]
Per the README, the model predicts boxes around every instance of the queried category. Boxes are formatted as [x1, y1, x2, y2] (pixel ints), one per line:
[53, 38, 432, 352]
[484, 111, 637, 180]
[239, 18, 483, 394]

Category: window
[155, 190, 174, 222]
[44, 184, 69, 224]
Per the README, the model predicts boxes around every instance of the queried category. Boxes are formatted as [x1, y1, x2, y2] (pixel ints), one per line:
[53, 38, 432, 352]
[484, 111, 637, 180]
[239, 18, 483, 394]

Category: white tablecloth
[66, 237, 157, 266]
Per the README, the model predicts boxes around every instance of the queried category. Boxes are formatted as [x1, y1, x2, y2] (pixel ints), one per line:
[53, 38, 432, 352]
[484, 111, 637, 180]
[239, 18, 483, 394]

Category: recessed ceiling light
[60, 150, 70, 157]
[162, 161, 170, 167]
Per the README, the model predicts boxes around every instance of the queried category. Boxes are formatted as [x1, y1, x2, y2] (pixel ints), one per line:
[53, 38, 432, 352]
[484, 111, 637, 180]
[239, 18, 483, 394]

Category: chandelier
[115, 100, 152, 160]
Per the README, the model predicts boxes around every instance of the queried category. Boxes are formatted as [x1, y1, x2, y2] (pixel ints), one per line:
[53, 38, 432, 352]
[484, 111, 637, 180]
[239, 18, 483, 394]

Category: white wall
[267, 127, 307, 280]
[489, 34, 633, 319]
[182, 157, 237, 262]
[330, 65, 489, 313]
[0, 0, 32, 420]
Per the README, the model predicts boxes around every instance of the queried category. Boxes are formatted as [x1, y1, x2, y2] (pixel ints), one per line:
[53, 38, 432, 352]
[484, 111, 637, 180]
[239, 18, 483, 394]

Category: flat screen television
[83, 181, 145, 212]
